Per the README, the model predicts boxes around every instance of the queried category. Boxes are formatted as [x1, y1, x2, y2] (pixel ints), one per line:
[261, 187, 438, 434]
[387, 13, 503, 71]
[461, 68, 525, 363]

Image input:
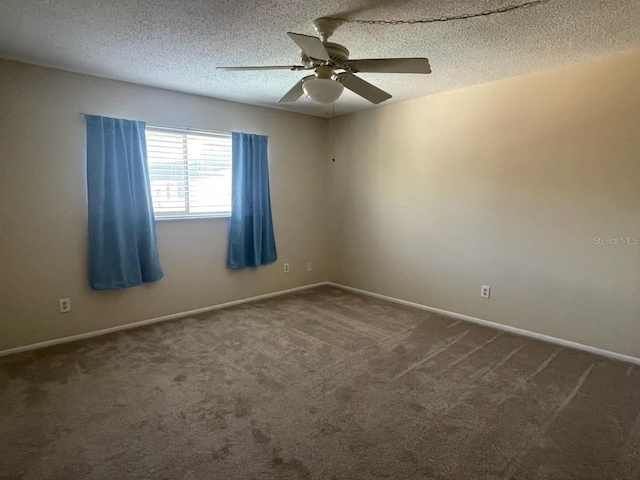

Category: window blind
[146, 126, 232, 218]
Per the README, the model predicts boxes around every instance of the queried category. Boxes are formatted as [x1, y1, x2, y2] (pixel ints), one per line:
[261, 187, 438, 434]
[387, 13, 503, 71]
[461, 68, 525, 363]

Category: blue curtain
[85, 115, 163, 289]
[227, 132, 277, 268]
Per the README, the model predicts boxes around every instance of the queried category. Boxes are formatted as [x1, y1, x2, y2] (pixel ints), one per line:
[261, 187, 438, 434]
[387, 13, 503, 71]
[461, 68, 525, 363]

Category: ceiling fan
[217, 17, 431, 105]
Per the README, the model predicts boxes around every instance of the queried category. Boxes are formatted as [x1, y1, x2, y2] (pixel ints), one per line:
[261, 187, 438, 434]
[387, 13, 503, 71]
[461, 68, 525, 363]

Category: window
[146, 125, 232, 219]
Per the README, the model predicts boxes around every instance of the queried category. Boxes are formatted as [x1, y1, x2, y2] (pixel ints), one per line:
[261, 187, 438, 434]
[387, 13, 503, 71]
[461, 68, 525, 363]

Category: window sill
[155, 213, 231, 221]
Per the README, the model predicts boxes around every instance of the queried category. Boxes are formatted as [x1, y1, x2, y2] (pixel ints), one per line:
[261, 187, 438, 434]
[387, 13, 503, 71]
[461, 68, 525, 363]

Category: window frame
[145, 124, 233, 221]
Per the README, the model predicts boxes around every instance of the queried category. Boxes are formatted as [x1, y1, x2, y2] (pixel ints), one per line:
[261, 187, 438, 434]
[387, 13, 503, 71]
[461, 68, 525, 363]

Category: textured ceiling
[0, 0, 639, 117]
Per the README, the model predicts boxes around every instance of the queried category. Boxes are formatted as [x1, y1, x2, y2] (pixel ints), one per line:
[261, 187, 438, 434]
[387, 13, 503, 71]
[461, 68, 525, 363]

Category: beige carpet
[1, 286, 639, 479]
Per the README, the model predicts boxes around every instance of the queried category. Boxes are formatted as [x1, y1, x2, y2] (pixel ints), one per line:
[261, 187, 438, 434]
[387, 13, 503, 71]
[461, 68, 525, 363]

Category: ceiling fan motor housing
[323, 42, 350, 68]
[302, 42, 349, 70]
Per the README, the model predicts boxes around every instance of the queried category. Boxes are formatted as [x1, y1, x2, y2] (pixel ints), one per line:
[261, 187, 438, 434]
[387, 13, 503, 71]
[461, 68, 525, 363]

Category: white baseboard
[4, 280, 639, 366]
[327, 282, 640, 366]
[0, 282, 330, 358]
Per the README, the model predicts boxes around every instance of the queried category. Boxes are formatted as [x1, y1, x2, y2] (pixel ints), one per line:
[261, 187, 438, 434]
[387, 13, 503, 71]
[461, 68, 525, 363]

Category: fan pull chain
[331, 102, 336, 163]
[329, 0, 551, 25]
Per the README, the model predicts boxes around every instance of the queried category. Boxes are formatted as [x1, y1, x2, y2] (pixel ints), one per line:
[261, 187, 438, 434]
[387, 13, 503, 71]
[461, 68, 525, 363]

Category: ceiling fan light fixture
[302, 77, 344, 104]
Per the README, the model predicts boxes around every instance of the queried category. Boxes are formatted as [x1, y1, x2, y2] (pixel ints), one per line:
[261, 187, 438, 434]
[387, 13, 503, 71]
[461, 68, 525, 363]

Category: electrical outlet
[59, 297, 71, 313]
[480, 285, 491, 299]
[306, 262, 312, 272]
[283, 263, 290, 273]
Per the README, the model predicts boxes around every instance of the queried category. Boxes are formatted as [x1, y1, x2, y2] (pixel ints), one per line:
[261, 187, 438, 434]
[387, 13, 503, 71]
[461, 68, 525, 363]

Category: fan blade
[277, 75, 313, 103]
[217, 65, 306, 71]
[347, 58, 431, 74]
[336, 73, 392, 104]
[287, 32, 330, 61]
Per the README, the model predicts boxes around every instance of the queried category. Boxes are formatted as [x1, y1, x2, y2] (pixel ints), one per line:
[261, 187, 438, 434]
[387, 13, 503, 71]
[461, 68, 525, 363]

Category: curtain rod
[79, 113, 231, 136]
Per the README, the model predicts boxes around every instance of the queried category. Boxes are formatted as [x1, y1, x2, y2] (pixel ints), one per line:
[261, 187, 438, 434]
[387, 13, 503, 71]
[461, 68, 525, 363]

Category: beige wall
[2, 51, 639, 358]
[0, 60, 330, 351]
[330, 50, 640, 358]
